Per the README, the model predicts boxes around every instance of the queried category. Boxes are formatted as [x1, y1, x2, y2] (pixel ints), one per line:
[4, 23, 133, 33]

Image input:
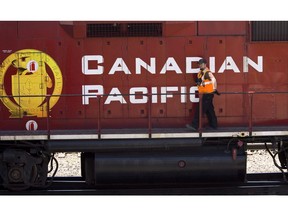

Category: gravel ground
[50, 149, 282, 177]
[247, 149, 281, 173]
[49, 152, 81, 177]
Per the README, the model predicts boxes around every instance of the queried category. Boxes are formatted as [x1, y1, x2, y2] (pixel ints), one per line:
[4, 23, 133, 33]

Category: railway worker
[186, 58, 218, 131]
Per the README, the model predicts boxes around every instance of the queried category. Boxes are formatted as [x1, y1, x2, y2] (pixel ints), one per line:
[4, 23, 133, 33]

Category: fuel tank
[82, 146, 246, 187]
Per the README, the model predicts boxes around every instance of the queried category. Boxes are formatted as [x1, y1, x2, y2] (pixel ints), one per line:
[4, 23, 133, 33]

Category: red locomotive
[0, 21, 287, 190]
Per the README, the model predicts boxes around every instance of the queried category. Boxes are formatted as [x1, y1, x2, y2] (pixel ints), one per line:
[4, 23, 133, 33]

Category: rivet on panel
[107, 41, 110, 45]
[140, 40, 144, 45]
[159, 40, 163, 45]
[219, 40, 223, 44]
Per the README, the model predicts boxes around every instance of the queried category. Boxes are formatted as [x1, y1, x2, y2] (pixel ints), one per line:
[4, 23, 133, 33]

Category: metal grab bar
[1, 91, 287, 139]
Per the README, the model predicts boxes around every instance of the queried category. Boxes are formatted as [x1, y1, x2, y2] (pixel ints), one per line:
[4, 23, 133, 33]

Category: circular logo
[0, 49, 63, 118]
[25, 120, 38, 131]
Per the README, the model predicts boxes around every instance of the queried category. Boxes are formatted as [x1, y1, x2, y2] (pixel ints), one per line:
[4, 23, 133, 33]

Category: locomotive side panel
[248, 43, 288, 125]
[0, 21, 288, 131]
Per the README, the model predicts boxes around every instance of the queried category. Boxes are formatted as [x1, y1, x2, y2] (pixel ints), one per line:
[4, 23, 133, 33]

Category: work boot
[186, 124, 197, 131]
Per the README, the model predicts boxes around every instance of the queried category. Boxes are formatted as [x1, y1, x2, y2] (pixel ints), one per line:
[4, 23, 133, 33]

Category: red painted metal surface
[0, 21, 287, 132]
[198, 21, 247, 36]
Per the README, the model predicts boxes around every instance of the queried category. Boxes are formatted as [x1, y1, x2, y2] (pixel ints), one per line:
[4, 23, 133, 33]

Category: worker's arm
[208, 72, 217, 90]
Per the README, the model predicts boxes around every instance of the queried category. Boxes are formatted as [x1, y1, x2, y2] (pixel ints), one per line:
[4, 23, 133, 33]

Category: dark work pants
[192, 93, 218, 129]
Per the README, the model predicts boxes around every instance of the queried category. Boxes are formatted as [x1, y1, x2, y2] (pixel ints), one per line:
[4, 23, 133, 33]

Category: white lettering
[161, 86, 179, 103]
[181, 87, 187, 103]
[151, 87, 158, 103]
[219, 56, 240, 73]
[209, 57, 215, 73]
[82, 55, 104, 75]
[82, 55, 264, 74]
[130, 87, 148, 104]
[135, 58, 156, 74]
[189, 86, 199, 103]
[104, 88, 127, 104]
[186, 57, 201, 73]
[243, 56, 263, 72]
[160, 57, 182, 74]
[81, 85, 204, 105]
[82, 85, 103, 105]
[108, 58, 131, 75]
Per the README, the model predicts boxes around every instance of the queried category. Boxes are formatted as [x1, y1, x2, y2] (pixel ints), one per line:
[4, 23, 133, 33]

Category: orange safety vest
[197, 68, 214, 94]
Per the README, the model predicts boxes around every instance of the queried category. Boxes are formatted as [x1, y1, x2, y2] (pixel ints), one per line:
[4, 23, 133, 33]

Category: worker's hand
[195, 78, 202, 86]
[214, 90, 221, 95]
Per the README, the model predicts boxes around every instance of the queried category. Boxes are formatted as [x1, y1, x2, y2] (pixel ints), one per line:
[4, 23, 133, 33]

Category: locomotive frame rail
[1, 173, 288, 195]
[0, 127, 288, 140]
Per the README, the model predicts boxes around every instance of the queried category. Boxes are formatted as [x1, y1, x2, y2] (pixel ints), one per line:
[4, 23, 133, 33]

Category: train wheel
[0, 149, 49, 191]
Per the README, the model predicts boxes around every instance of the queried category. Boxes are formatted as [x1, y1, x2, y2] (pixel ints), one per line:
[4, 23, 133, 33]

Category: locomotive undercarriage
[80, 137, 288, 187]
[0, 136, 288, 191]
[81, 138, 247, 187]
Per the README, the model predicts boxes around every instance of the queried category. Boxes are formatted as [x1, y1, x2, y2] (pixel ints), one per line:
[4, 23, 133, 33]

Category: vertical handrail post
[248, 91, 254, 136]
[198, 93, 203, 135]
[98, 96, 101, 139]
[46, 94, 51, 140]
[148, 93, 152, 138]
